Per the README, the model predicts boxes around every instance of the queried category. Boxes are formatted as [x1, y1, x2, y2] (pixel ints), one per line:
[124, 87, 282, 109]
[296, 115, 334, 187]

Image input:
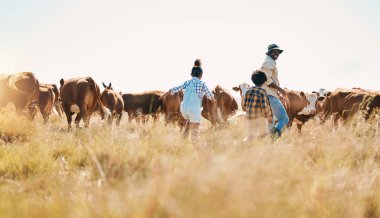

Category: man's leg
[268, 96, 289, 134]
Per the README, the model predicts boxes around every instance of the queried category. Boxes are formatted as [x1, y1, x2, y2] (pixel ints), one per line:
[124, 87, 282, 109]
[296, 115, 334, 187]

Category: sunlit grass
[0, 110, 379, 218]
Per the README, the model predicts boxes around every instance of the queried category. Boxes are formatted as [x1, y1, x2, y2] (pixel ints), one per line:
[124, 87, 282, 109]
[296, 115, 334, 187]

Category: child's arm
[159, 91, 171, 100]
[202, 84, 215, 101]
[242, 91, 249, 112]
[160, 81, 188, 100]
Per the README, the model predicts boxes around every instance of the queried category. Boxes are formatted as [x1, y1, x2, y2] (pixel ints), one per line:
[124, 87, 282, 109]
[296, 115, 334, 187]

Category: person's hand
[279, 88, 286, 96]
[159, 93, 167, 100]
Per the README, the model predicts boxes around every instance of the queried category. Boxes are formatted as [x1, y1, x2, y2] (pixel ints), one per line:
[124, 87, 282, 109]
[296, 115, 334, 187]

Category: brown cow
[232, 83, 250, 108]
[351, 87, 380, 119]
[287, 92, 324, 133]
[202, 85, 238, 125]
[162, 91, 186, 126]
[38, 83, 63, 123]
[121, 91, 164, 123]
[318, 88, 380, 126]
[280, 89, 310, 132]
[0, 72, 39, 118]
[100, 82, 124, 126]
[59, 77, 110, 130]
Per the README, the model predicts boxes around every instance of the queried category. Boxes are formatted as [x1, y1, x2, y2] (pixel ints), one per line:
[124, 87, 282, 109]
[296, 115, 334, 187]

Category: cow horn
[102, 82, 107, 88]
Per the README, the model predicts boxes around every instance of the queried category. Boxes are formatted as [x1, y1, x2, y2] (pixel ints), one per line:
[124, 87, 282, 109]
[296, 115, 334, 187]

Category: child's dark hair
[251, 70, 267, 86]
[191, 59, 203, 78]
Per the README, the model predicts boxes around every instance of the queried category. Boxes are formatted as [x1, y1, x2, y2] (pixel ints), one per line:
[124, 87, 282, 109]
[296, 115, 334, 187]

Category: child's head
[191, 59, 203, 78]
[251, 70, 267, 86]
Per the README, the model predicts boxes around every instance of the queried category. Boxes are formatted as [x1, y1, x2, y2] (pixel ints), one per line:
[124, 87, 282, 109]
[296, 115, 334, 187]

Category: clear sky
[1, 0, 379, 95]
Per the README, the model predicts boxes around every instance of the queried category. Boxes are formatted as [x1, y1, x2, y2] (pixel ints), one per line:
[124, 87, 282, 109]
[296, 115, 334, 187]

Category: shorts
[180, 104, 201, 123]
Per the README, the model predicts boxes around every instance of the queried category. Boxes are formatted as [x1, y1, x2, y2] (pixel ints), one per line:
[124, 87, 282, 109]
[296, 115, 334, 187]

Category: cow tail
[85, 77, 111, 119]
[97, 99, 111, 119]
[149, 94, 155, 114]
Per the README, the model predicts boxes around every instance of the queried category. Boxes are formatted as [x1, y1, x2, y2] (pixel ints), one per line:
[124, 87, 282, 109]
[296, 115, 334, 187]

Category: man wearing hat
[260, 44, 289, 137]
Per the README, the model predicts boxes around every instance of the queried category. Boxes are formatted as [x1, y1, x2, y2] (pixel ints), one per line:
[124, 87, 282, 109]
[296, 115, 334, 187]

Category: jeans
[268, 95, 289, 132]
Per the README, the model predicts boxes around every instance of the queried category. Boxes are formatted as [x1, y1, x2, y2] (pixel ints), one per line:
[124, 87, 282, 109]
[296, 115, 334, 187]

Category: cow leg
[64, 111, 73, 131]
[116, 112, 123, 126]
[139, 115, 145, 125]
[83, 116, 91, 127]
[152, 114, 159, 123]
[28, 104, 38, 121]
[286, 115, 295, 129]
[164, 113, 171, 125]
[296, 123, 303, 134]
[178, 115, 186, 132]
[332, 113, 339, 127]
[75, 105, 87, 128]
[42, 112, 49, 124]
[128, 112, 134, 123]
[107, 114, 114, 125]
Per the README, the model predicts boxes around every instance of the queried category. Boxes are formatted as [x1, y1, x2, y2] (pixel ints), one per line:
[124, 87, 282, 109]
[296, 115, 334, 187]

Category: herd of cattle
[1, 72, 379, 132]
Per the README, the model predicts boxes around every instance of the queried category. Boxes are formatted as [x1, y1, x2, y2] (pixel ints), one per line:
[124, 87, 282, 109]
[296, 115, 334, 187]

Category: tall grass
[0, 110, 379, 218]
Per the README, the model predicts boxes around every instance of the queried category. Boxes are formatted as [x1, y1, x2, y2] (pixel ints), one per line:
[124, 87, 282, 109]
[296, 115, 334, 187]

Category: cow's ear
[326, 91, 332, 96]
[60, 79, 64, 86]
[232, 86, 240, 91]
[102, 82, 107, 88]
[52, 84, 58, 91]
[300, 91, 306, 97]
[318, 96, 326, 101]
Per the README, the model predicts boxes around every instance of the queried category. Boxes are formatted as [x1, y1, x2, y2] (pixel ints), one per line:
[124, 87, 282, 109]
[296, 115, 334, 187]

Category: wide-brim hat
[266, 44, 283, 55]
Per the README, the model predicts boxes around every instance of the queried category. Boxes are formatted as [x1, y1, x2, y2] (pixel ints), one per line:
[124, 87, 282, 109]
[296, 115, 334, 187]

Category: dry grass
[0, 107, 379, 218]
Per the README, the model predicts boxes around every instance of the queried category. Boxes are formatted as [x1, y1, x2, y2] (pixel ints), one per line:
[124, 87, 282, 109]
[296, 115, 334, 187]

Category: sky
[1, 0, 379, 96]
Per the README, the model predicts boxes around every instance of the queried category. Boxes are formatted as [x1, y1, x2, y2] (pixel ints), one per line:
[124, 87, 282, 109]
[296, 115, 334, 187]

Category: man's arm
[268, 83, 286, 96]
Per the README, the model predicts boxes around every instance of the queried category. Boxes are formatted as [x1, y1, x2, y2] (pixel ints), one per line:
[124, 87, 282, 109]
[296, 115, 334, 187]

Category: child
[161, 59, 216, 141]
[242, 70, 273, 141]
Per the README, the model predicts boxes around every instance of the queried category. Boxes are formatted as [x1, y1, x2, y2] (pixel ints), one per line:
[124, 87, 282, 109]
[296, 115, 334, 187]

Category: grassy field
[0, 106, 379, 218]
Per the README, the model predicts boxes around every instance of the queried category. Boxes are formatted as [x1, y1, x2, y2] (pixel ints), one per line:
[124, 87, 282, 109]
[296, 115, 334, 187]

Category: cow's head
[232, 83, 250, 97]
[312, 88, 328, 97]
[298, 93, 318, 115]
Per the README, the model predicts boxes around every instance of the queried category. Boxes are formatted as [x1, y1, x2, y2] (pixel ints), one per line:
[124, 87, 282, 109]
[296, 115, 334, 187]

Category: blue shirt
[170, 77, 214, 100]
